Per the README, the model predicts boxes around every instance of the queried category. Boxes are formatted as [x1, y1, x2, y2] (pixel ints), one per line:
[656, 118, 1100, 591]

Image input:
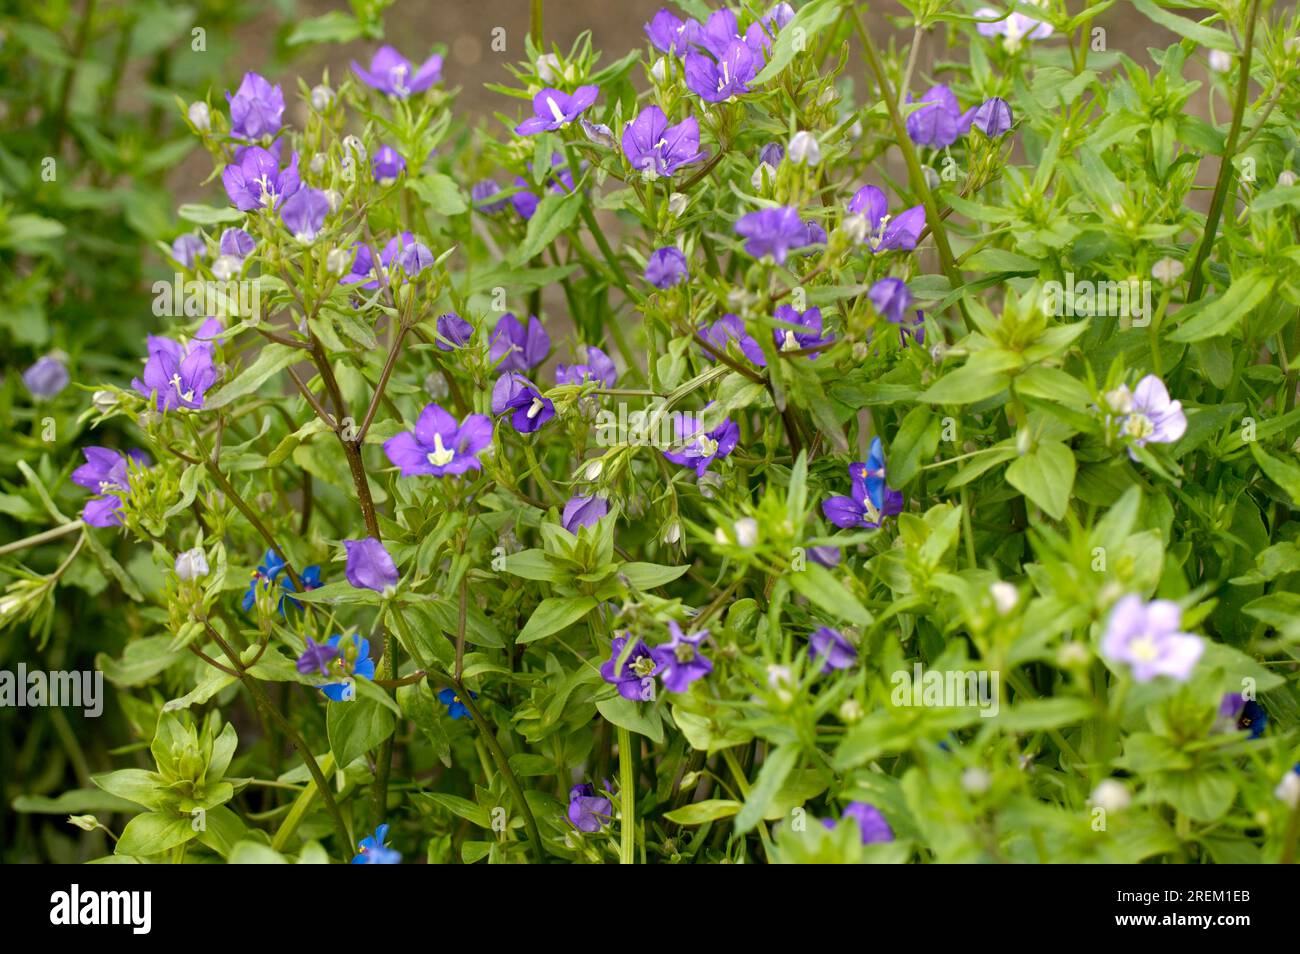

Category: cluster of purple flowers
[905, 86, 1014, 148]
[601, 622, 713, 700]
[72, 447, 149, 527]
[646, 5, 795, 102]
[131, 320, 222, 412]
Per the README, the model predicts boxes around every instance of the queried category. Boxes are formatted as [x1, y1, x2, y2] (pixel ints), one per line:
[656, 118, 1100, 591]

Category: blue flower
[352, 823, 401, 864]
[438, 687, 476, 719]
[319, 633, 376, 702]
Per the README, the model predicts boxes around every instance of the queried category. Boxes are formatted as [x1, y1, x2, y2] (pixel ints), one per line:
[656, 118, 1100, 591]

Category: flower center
[527, 397, 545, 419]
[170, 373, 195, 404]
[1124, 413, 1155, 441]
[696, 434, 719, 458]
[632, 656, 657, 677]
[426, 432, 456, 467]
[388, 65, 410, 96]
[1130, 635, 1159, 662]
[674, 642, 696, 663]
[781, 329, 801, 351]
[546, 96, 567, 124]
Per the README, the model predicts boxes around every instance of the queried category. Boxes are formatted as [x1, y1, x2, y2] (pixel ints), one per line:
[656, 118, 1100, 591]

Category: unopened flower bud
[667, 192, 688, 217]
[425, 371, 450, 399]
[1208, 49, 1232, 73]
[1277, 170, 1297, 188]
[188, 101, 210, 132]
[787, 130, 821, 166]
[733, 517, 758, 547]
[211, 254, 240, 282]
[584, 458, 604, 481]
[650, 56, 668, 84]
[961, 767, 992, 794]
[1151, 257, 1184, 285]
[309, 152, 327, 176]
[751, 161, 777, 190]
[92, 390, 117, 413]
[1090, 779, 1131, 812]
[536, 53, 561, 83]
[326, 247, 351, 276]
[662, 521, 681, 544]
[990, 581, 1018, 615]
[175, 547, 210, 581]
[310, 84, 333, 111]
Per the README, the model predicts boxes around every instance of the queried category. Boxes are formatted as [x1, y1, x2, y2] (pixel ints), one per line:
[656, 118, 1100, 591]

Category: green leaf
[620, 562, 690, 590]
[502, 549, 562, 581]
[1168, 270, 1274, 342]
[1004, 441, 1075, 520]
[752, 0, 839, 84]
[595, 694, 665, 743]
[734, 745, 799, 834]
[1131, 0, 1235, 51]
[516, 596, 598, 644]
[788, 564, 873, 626]
[514, 189, 583, 264]
[326, 696, 396, 768]
[286, 11, 362, 45]
[1250, 444, 1300, 506]
[206, 344, 302, 409]
[408, 173, 469, 216]
[177, 203, 245, 226]
[115, 812, 197, 857]
[663, 799, 741, 825]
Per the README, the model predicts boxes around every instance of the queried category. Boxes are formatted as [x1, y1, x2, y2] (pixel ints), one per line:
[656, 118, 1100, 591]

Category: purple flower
[651, 621, 712, 693]
[809, 545, 840, 567]
[435, 313, 474, 351]
[699, 313, 767, 367]
[773, 304, 832, 356]
[696, 9, 761, 61]
[318, 633, 376, 702]
[351, 46, 443, 98]
[847, 185, 926, 252]
[515, 85, 599, 135]
[898, 310, 926, 347]
[808, 627, 857, 674]
[555, 345, 617, 388]
[1119, 375, 1187, 450]
[601, 633, 659, 701]
[437, 687, 475, 719]
[219, 227, 255, 260]
[353, 824, 401, 864]
[759, 141, 785, 167]
[372, 145, 406, 184]
[1101, 594, 1203, 683]
[971, 97, 1013, 137]
[764, 3, 796, 31]
[568, 783, 614, 832]
[645, 9, 700, 54]
[131, 334, 218, 412]
[471, 180, 508, 214]
[171, 233, 205, 267]
[279, 186, 329, 241]
[22, 355, 69, 399]
[684, 40, 757, 102]
[644, 247, 689, 288]
[489, 313, 550, 373]
[296, 637, 339, 677]
[868, 277, 912, 324]
[802, 219, 828, 251]
[221, 146, 300, 211]
[344, 538, 399, 594]
[663, 415, 739, 476]
[492, 373, 555, 434]
[563, 495, 608, 534]
[339, 233, 422, 288]
[395, 241, 433, 277]
[384, 403, 493, 477]
[735, 206, 810, 264]
[509, 179, 540, 220]
[72, 446, 148, 528]
[621, 106, 707, 178]
[226, 72, 285, 140]
[823, 802, 894, 845]
[822, 437, 904, 529]
[1215, 693, 1268, 739]
[905, 85, 975, 148]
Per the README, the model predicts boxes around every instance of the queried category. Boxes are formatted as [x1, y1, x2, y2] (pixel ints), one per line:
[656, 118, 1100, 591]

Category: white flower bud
[1208, 49, 1232, 73]
[425, 371, 450, 399]
[1057, 642, 1091, 668]
[1278, 170, 1297, 188]
[733, 517, 759, 547]
[838, 698, 864, 723]
[922, 165, 941, 191]
[651, 56, 668, 84]
[309, 152, 327, 176]
[1151, 256, 1185, 285]
[211, 254, 241, 282]
[188, 101, 210, 133]
[961, 767, 992, 794]
[817, 86, 836, 107]
[323, 189, 342, 211]
[584, 458, 604, 481]
[750, 161, 777, 190]
[662, 521, 681, 545]
[787, 130, 821, 165]
[326, 247, 351, 276]
[1090, 779, 1132, 812]
[536, 54, 562, 83]
[841, 212, 870, 245]
[68, 815, 100, 832]
[990, 581, 1018, 615]
[92, 390, 117, 413]
[847, 120, 864, 141]
[1104, 384, 1134, 415]
[667, 192, 688, 217]
[310, 84, 333, 111]
[1276, 768, 1300, 808]
[175, 547, 210, 581]
[343, 135, 367, 161]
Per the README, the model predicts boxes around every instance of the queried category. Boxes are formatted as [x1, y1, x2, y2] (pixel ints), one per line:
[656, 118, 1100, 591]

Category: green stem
[618, 726, 636, 864]
[1186, 0, 1261, 302]
[0, 520, 82, 557]
[530, 0, 543, 47]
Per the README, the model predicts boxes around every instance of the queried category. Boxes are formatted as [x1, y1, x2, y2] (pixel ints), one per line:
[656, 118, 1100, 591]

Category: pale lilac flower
[869, 278, 912, 324]
[823, 802, 894, 844]
[905, 85, 975, 148]
[808, 626, 857, 673]
[684, 40, 757, 102]
[759, 141, 784, 167]
[568, 783, 613, 832]
[22, 355, 69, 399]
[226, 72, 285, 140]
[664, 416, 739, 476]
[555, 346, 617, 388]
[352, 46, 443, 98]
[435, 313, 474, 351]
[1101, 594, 1204, 683]
[971, 97, 1013, 137]
[734, 206, 809, 263]
[698, 313, 766, 367]
[645, 247, 689, 288]
[172, 233, 205, 267]
[221, 146, 300, 211]
[847, 185, 926, 252]
[515, 85, 599, 135]
[1121, 375, 1187, 450]
[562, 495, 608, 533]
[219, 227, 255, 260]
[621, 106, 707, 178]
[471, 180, 508, 214]
[650, 622, 712, 692]
[132, 334, 217, 411]
[491, 373, 555, 434]
[975, 7, 1053, 46]
[279, 186, 329, 241]
[383, 403, 493, 477]
[489, 313, 550, 372]
[344, 538, 399, 594]
[372, 145, 406, 184]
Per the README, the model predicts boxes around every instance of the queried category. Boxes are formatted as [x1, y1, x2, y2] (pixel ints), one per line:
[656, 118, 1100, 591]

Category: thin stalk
[618, 726, 636, 864]
[0, 521, 82, 557]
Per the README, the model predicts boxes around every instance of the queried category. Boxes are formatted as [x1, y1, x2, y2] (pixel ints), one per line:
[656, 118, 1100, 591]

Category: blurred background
[0, 0, 1192, 862]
